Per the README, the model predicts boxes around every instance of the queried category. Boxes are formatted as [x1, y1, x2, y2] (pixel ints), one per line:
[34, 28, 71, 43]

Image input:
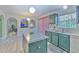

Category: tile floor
[48, 42, 67, 53]
[0, 36, 67, 53]
[0, 36, 23, 53]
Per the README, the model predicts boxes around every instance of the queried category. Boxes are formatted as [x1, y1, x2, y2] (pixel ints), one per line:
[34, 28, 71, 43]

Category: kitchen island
[23, 33, 48, 53]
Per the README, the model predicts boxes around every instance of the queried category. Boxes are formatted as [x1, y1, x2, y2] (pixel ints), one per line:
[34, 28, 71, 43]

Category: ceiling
[0, 5, 76, 18]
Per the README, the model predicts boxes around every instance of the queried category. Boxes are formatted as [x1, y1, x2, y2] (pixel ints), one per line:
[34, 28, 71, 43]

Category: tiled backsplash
[56, 24, 79, 35]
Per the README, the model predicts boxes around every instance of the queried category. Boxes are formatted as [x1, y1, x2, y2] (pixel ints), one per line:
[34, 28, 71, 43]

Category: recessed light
[29, 7, 36, 14]
[63, 5, 68, 10]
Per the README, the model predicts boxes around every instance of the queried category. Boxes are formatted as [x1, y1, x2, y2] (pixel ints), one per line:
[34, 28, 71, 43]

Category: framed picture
[20, 19, 28, 28]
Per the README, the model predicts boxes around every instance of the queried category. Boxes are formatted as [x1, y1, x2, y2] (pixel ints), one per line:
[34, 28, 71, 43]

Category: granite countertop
[29, 33, 48, 43]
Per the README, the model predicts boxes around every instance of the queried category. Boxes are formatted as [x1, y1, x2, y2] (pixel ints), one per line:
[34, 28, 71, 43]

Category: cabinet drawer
[29, 39, 47, 53]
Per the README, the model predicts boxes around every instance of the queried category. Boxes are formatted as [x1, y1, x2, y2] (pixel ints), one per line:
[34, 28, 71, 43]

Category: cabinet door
[49, 15, 55, 24]
[29, 39, 47, 53]
[59, 34, 70, 52]
[76, 6, 79, 24]
[45, 31, 52, 43]
[52, 32, 58, 46]
[49, 14, 58, 24]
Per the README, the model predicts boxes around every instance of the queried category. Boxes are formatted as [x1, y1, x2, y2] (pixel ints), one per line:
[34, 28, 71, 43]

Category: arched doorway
[7, 17, 17, 37]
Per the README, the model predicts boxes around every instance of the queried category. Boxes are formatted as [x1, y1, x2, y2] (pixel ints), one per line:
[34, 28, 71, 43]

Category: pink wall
[38, 16, 49, 34]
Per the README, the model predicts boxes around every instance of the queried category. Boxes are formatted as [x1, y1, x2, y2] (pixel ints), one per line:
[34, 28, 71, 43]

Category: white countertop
[46, 29, 79, 36]
[23, 33, 48, 43]
[29, 33, 48, 43]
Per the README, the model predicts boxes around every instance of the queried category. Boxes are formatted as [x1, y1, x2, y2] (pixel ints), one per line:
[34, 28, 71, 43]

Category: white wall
[70, 35, 79, 53]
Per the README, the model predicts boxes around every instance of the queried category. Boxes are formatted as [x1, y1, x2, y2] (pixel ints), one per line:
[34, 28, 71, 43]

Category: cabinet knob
[38, 46, 41, 49]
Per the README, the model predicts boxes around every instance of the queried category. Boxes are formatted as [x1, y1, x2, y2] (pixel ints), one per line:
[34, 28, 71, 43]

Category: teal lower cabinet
[45, 31, 70, 53]
[51, 32, 59, 46]
[59, 34, 70, 52]
[45, 31, 52, 43]
[29, 39, 47, 53]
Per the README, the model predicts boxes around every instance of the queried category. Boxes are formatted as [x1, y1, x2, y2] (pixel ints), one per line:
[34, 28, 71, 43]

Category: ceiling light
[63, 5, 68, 10]
[29, 7, 36, 14]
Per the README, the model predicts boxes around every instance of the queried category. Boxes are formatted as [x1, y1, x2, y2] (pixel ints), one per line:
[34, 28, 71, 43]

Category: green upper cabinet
[49, 14, 58, 25]
[45, 31, 52, 43]
[59, 34, 70, 52]
[29, 39, 47, 53]
[0, 15, 3, 37]
[51, 32, 59, 46]
[76, 6, 79, 24]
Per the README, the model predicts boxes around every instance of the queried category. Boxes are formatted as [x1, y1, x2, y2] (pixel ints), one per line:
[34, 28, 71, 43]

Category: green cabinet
[49, 14, 58, 24]
[45, 31, 59, 46]
[29, 39, 47, 53]
[45, 31, 52, 43]
[76, 6, 79, 24]
[52, 32, 59, 46]
[45, 30, 70, 52]
[59, 34, 70, 52]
